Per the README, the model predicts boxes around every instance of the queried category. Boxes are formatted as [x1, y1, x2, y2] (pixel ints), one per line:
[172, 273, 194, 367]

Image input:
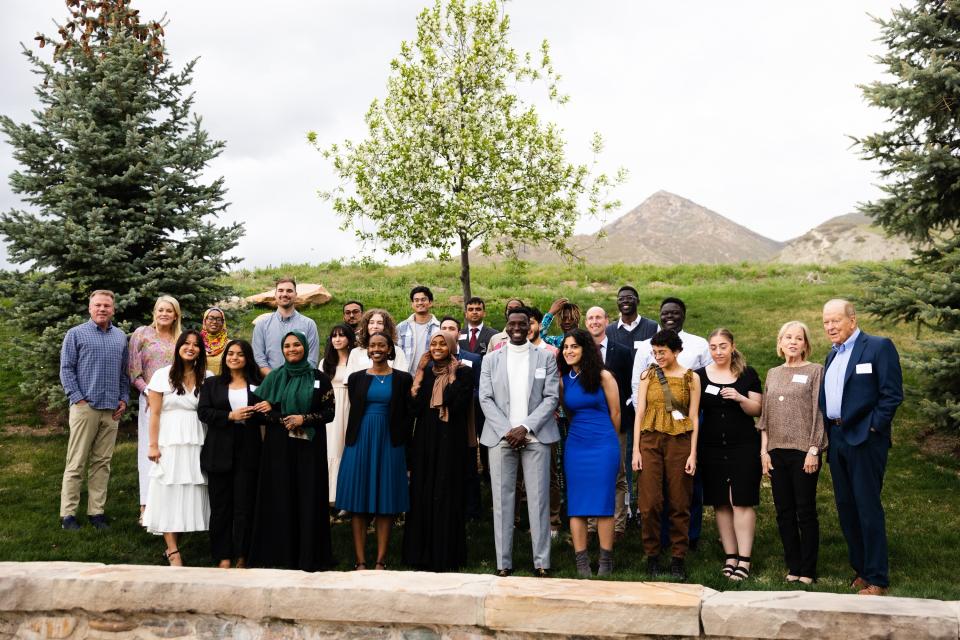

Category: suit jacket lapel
[843, 332, 868, 386]
[527, 347, 539, 401]
[493, 349, 511, 413]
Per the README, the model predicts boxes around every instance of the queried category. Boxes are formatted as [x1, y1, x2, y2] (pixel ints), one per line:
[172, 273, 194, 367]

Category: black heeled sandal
[375, 559, 388, 570]
[722, 553, 738, 577]
[729, 555, 751, 581]
[163, 548, 180, 565]
[353, 562, 367, 570]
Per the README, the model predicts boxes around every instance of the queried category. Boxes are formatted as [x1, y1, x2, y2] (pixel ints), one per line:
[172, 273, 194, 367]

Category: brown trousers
[637, 430, 693, 558]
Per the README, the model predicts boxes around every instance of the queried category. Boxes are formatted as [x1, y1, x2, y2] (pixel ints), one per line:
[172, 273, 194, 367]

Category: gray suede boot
[574, 550, 593, 578]
[597, 547, 614, 576]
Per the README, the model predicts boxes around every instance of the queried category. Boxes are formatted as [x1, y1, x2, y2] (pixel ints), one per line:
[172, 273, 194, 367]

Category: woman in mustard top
[632, 329, 701, 580]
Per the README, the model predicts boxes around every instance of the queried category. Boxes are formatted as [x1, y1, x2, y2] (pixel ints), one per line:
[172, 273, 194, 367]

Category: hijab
[201, 307, 229, 358]
[426, 332, 465, 423]
[256, 331, 317, 439]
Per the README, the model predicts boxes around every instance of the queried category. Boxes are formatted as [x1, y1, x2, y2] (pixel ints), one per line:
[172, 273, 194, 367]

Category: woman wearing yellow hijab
[201, 307, 229, 375]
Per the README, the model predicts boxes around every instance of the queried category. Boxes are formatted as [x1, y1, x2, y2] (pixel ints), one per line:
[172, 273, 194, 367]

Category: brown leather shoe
[850, 576, 868, 590]
[857, 584, 888, 596]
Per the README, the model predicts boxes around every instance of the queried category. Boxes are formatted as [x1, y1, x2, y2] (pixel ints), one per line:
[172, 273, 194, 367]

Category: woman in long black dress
[197, 339, 268, 568]
[402, 333, 473, 571]
[248, 331, 336, 571]
[696, 328, 763, 581]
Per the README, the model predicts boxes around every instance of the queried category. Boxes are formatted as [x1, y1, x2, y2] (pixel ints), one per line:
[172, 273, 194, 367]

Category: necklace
[373, 373, 390, 384]
[568, 370, 580, 380]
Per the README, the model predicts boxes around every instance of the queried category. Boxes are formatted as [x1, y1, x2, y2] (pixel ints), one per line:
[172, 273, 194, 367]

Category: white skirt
[142, 410, 210, 534]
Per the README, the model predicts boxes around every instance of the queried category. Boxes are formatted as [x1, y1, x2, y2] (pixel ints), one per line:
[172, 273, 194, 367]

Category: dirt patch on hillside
[919, 429, 960, 459]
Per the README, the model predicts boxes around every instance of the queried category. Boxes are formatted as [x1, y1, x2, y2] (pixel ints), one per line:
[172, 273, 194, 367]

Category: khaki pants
[637, 430, 693, 558]
[60, 403, 119, 518]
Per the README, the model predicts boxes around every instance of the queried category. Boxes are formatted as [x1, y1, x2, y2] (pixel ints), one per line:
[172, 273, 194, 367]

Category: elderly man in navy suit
[820, 299, 903, 596]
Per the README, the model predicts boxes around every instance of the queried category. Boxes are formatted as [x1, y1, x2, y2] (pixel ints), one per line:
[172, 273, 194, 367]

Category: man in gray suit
[479, 307, 560, 577]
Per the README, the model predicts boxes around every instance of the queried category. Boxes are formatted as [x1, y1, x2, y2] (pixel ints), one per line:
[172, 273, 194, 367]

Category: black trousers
[769, 448, 821, 579]
[208, 467, 257, 562]
[464, 446, 481, 519]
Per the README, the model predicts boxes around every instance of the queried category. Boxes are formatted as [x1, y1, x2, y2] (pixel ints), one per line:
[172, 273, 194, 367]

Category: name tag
[248, 384, 258, 393]
[313, 380, 320, 389]
[671, 410, 685, 421]
[791, 374, 808, 384]
[856, 363, 873, 375]
[459, 333, 468, 340]
[705, 384, 720, 395]
[462, 359, 474, 368]
[534, 367, 546, 379]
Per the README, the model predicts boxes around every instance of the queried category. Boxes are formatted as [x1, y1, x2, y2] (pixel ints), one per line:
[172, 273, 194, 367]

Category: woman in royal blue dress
[558, 328, 622, 577]
[336, 332, 414, 570]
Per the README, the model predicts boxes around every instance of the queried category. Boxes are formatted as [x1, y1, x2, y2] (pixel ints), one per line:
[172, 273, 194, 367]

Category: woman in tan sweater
[757, 320, 827, 585]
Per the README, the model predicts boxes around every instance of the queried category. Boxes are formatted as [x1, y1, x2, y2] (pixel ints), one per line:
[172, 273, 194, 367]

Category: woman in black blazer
[197, 339, 268, 568]
[335, 332, 414, 570]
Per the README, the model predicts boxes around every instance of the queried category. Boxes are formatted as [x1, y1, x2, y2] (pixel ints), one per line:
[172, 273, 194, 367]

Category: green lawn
[1, 261, 957, 599]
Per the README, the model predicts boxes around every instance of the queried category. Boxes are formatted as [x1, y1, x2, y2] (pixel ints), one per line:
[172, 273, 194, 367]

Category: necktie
[469, 327, 478, 352]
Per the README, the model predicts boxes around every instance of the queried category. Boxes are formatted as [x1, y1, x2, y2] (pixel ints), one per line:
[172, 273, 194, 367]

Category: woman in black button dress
[696, 328, 763, 581]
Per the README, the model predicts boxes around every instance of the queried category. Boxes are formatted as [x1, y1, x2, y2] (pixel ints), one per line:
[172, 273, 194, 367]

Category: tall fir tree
[854, 0, 960, 431]
[0, 0, 243, 409]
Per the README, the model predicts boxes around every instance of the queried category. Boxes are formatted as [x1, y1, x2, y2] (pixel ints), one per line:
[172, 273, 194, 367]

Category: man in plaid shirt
[59, 290, 129, 530]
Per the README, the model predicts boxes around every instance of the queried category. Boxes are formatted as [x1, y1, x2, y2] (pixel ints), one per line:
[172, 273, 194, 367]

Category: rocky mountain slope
[775, 212, 914, 264]
[478, 191, 784, 265]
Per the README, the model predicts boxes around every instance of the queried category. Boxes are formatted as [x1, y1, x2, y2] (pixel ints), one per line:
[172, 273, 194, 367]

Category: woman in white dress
[143, 329, 212, 566]
[319, 323, 357, 515]
[128, 295, 181, 518]
[346, 309, 408, 374]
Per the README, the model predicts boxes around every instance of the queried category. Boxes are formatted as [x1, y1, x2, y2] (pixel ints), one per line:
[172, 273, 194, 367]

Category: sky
[0, 1, 901, 270]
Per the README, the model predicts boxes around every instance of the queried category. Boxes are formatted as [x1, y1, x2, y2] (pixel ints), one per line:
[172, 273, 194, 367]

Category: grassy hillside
[1, 260, 957, 599]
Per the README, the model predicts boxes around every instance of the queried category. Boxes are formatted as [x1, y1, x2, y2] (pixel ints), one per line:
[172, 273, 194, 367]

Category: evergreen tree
[0, 0, 243, 409]
[854, 1, 960, 430]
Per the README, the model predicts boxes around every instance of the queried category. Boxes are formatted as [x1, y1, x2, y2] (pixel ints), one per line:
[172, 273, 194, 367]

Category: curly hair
[356, 308, 399, 348]
[556, 328, 603, 394]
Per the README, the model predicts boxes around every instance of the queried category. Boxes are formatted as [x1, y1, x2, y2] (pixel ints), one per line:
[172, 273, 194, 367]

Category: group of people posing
[58, 280, 903, 595]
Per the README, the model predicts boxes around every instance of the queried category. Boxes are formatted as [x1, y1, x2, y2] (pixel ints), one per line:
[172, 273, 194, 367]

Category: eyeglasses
[206, 316, 224, 323]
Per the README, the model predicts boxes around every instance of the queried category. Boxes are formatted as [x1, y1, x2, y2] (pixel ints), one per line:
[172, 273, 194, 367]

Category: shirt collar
[832, 328, 860, 353]
[618, 315, 640, 330]
[600, 336, 608, 349]
[469, 322, 484, 332]
[87, 319, 115, 333]
[276, 309, 299, 323]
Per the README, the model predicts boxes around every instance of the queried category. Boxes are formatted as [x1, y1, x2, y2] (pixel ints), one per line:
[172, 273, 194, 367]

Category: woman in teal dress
[336, 332, 414, 570]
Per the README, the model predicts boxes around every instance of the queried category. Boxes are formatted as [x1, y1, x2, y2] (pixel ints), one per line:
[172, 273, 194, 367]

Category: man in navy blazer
[820, 299, 903, 595]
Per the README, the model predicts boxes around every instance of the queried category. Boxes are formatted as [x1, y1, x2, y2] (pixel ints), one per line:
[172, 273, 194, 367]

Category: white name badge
[634, 341, 643, 349]
[459, 333, 468, 340]
[462, 359, 474, 368]
[248, 385, 258, 393]
[856, 363, 873, 375]
[705, 384, 720, 395]
[534, 367, 547, 379]
[313, 380, 320, 389]
[671, 410, 685, 421]
[791, 374, 809, 384]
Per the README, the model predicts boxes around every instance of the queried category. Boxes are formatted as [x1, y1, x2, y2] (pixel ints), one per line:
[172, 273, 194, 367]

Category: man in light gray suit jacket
[479, 307, 560, 577]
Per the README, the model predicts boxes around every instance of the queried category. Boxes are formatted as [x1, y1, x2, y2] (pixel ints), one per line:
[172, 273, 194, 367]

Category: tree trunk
[459, 235, 472, 304]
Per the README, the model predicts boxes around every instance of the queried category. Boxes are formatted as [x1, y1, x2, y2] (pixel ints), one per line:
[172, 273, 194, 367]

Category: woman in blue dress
[559, 328, 622, 578]
[336, 332, 414, 570]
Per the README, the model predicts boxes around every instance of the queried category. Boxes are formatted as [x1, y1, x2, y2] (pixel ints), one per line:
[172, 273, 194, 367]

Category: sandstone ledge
[1, 562, 958, 639]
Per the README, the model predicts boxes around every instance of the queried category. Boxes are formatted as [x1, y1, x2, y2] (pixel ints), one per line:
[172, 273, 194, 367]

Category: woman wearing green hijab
[248, 331, 336, 571]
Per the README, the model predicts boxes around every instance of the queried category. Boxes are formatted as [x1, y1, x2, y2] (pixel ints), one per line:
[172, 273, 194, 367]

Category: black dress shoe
[60, 516, 81, 530]
[88, 514, 109, 530]
[494, 568, 513, 577]
[646, 556, 660, 577]
[532, 568, 550, 578]
[670, 557, 687, 581]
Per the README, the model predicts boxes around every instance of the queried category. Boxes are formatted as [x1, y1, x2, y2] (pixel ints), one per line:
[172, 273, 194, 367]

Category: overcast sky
[0, 1, 900, 269]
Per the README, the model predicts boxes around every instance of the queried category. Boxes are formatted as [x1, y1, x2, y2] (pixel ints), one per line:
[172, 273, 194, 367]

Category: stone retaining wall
[0, 562, 957, 639]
